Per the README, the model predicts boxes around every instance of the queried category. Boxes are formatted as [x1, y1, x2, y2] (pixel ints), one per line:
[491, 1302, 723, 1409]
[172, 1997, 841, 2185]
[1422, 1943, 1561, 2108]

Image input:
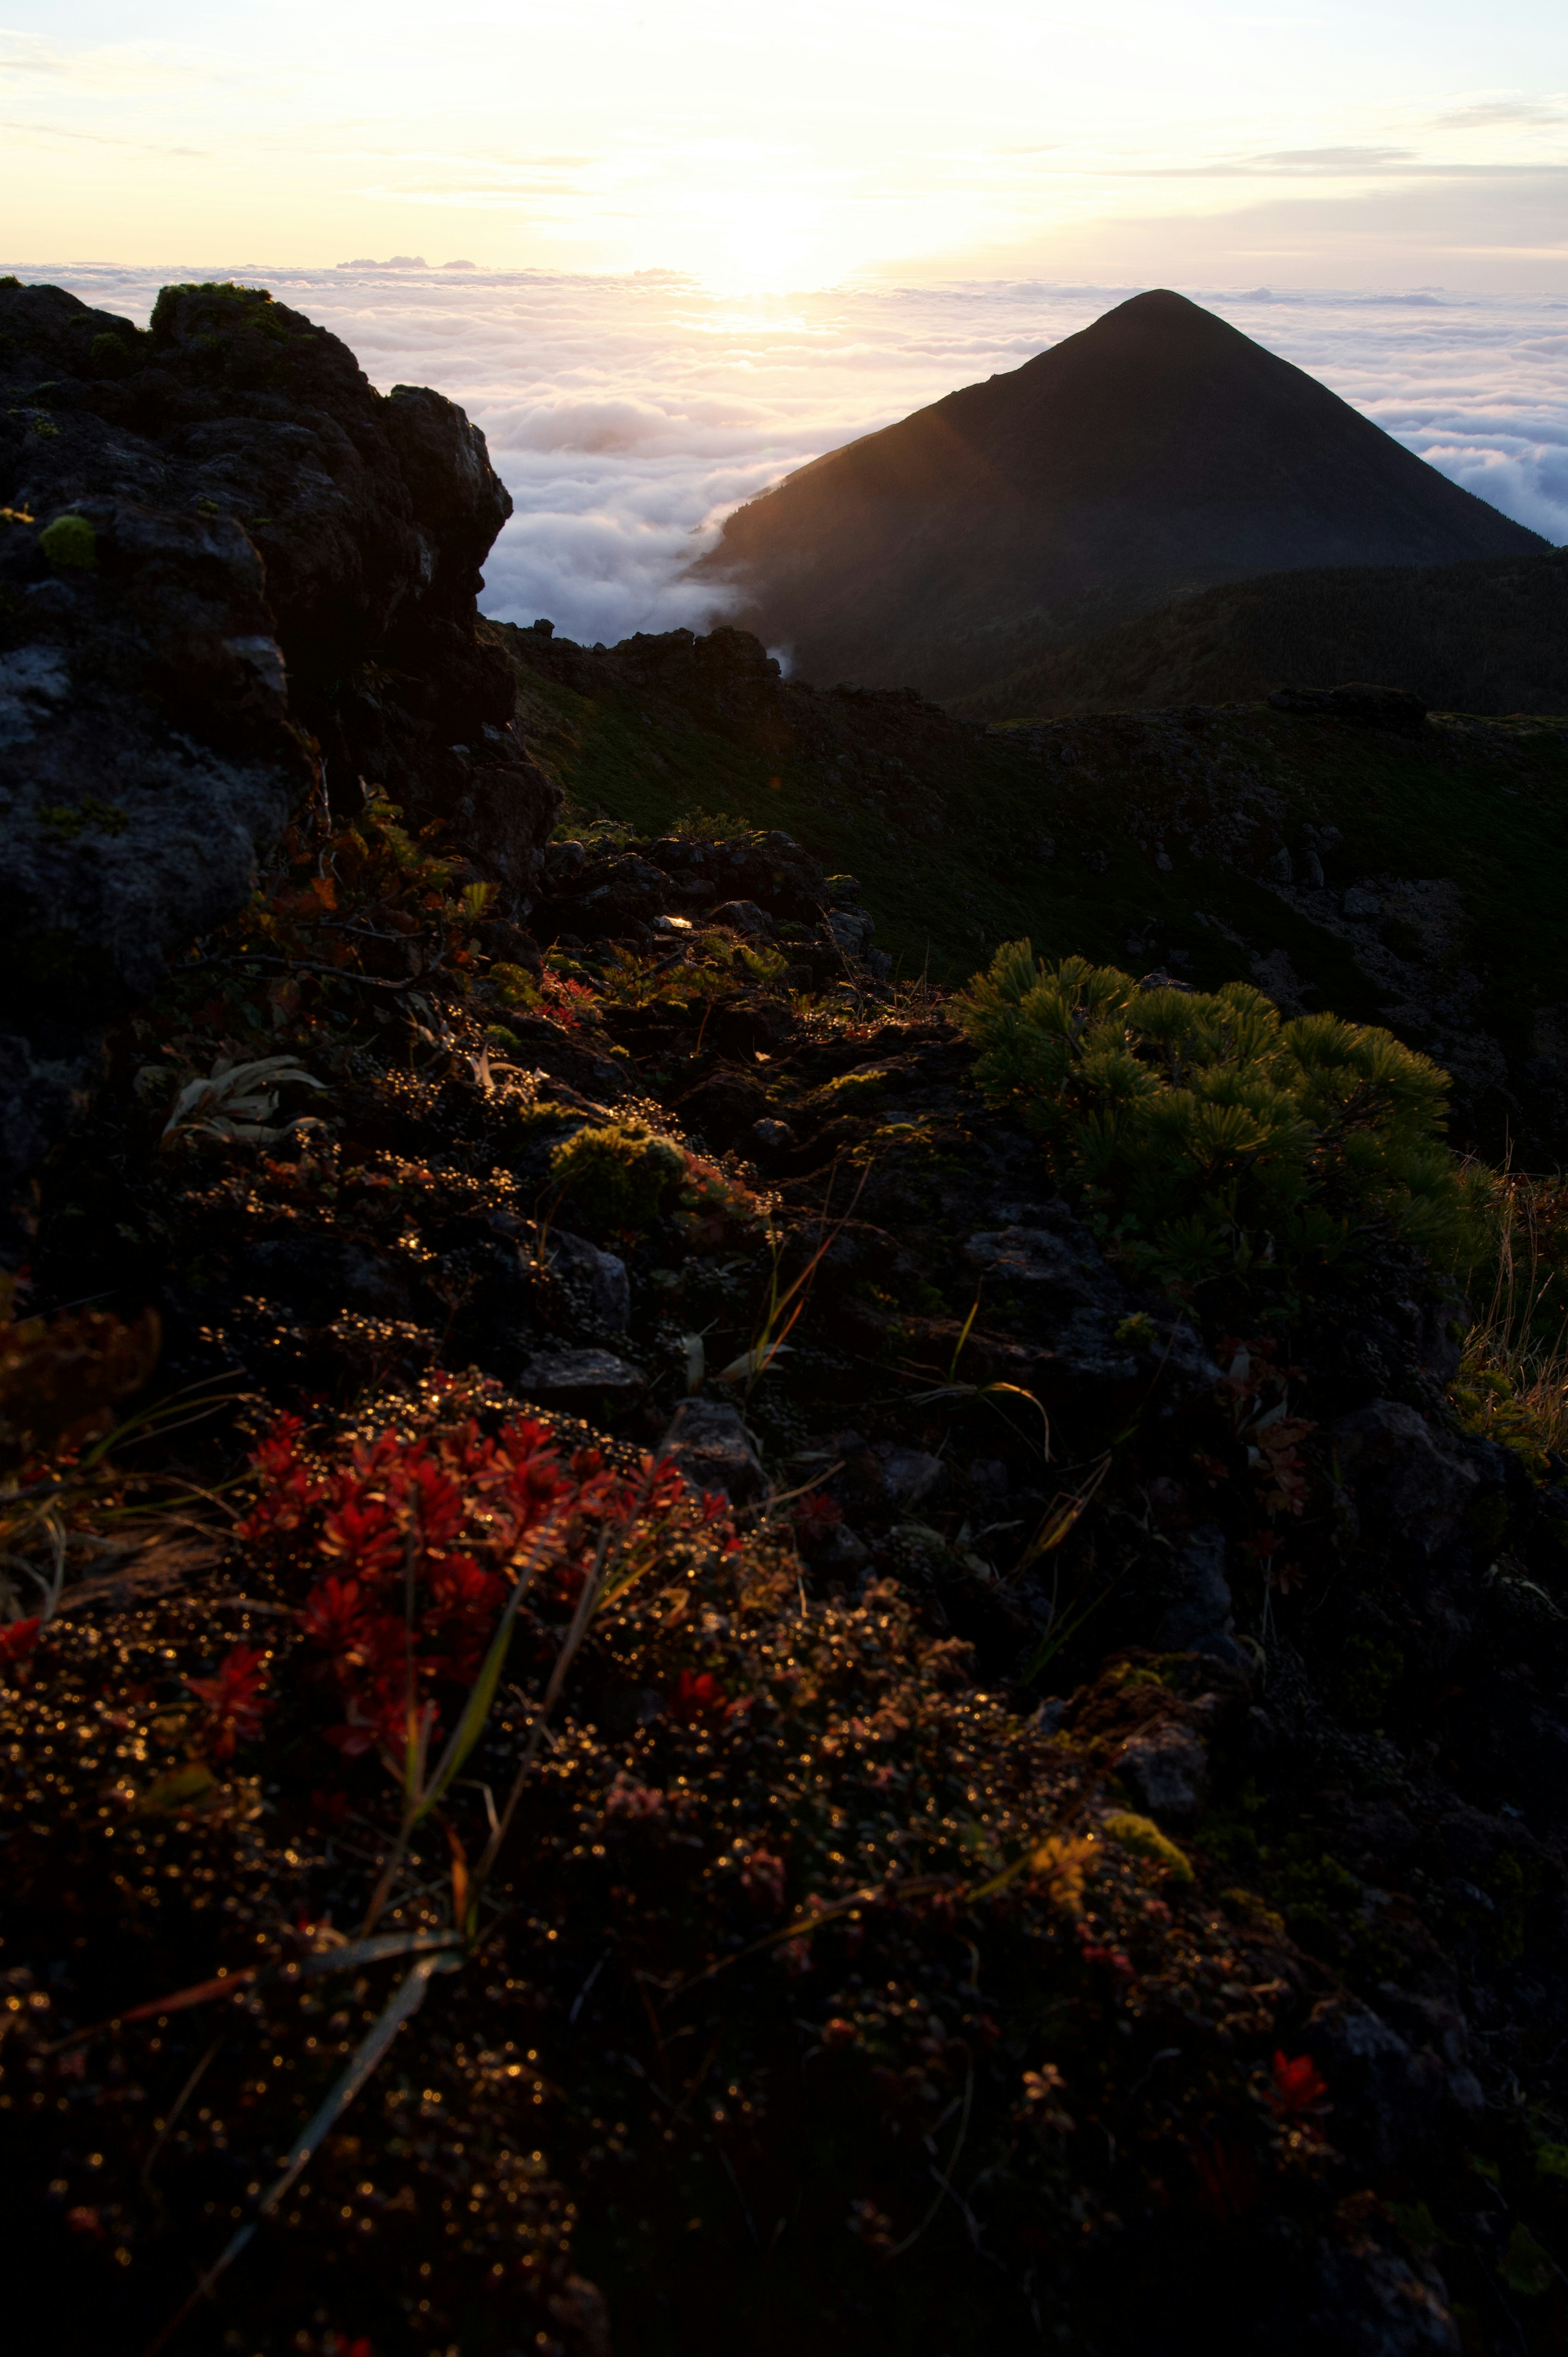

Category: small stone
[548, 1231, 631, 1330]
[661, 1398, 767, 1503]
[1343, 885, 1383, 919]
[1115, 1721, 1209, 1828]
[708, 899, 773, 936]
[751, 1117, 797, 1152]
[517, 1348, 646, 1411]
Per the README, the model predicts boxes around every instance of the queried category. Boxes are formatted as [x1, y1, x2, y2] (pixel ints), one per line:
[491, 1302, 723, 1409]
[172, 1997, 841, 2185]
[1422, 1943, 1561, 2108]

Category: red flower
[668, 1668, 728, 1725]
[739, 1848, 786, 1911]
[1267, 2050, 1330, 2117]
[318, 1496, 402, 1582]
[0, 1616, 41, 1674]
[298, 1574, 369, 1658]
[791, 1491, 843, 1551]
[185, 1643, 270, 1760]
[1192, 2138, 1258, 2226]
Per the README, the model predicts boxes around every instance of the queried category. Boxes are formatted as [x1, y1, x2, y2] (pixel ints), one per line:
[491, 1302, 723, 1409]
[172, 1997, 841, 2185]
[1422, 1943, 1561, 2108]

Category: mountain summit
[699, 289, 1548, 701]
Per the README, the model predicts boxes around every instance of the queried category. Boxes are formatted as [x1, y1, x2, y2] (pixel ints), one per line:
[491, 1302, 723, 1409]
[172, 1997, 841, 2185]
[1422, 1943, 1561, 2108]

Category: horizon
[12, 259, 1562, 649]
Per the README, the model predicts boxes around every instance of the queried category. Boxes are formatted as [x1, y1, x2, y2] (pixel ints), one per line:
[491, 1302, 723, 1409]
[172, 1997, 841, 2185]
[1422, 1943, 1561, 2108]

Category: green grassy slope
[488, 620, 1568, 1164]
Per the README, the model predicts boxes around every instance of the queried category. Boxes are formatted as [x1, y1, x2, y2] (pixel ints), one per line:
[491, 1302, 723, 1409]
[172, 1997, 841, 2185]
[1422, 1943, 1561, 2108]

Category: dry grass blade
[43, 1929, 463, 2058]
[144, 1950, 459, 2355]
[159, 1054, 325, 1149]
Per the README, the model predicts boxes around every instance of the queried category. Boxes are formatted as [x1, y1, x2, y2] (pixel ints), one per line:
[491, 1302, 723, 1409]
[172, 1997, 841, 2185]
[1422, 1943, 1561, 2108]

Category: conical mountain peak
[701, 292, 1545, 702]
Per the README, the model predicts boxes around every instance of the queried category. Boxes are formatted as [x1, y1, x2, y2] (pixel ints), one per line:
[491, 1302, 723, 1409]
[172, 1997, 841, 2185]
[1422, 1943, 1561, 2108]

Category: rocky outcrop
[0, 277, 557, 1231]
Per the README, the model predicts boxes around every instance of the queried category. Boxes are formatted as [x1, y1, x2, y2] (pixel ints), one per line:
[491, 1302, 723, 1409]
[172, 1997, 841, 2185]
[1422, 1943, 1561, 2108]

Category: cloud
[1436, 100, 1567, 131]
[22, 263, 1568, 652]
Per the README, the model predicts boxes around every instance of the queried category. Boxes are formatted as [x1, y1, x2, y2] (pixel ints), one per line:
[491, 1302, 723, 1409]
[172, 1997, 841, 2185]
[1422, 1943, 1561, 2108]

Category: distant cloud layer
[30, 264, 1568, 653]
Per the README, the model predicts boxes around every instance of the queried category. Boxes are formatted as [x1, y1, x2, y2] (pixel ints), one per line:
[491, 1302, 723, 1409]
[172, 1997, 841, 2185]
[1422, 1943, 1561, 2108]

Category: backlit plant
[954, 943, 1490, 1280]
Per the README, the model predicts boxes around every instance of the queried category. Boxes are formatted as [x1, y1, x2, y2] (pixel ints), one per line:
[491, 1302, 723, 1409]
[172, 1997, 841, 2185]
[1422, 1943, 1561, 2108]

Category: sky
[4, 2, 1567, 291]
[5, 5, 1566, 648]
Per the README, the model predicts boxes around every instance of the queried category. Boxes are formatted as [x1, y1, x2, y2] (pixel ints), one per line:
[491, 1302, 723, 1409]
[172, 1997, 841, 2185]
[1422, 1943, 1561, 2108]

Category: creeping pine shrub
[953, 944, 1490, 1282]
[548, 1118, 686, 1231]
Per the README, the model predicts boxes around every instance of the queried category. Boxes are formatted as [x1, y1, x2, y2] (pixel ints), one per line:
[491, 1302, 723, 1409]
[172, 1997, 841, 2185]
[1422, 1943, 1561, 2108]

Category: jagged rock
[0, 276, 558, 1228]
[660, 1398, 766, 1504]
[518, 1348, 646, 1412]
[548, 1232, 630, 1331]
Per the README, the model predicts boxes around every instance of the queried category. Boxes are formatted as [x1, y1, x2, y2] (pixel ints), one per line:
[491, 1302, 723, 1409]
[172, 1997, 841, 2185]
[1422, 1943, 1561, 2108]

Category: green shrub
[1100, 1808, 1194, 1881]
[548, 1119, 685, 1231]
[953, 943, 1488, 1281]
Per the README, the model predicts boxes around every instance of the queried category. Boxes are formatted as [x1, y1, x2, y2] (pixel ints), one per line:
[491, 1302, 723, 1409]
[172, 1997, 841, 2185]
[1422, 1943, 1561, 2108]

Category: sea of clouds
[32, 263, 1568, 652]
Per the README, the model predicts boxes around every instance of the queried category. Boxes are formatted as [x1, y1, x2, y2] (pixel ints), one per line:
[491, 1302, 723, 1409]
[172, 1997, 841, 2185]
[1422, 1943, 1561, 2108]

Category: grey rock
[661, 1399, 767, 1505]
[867, 1446, 946, 1509]
[1156, 1522, 1242, 1665]
[964, 1217, 1219, 1412]
[1330, 1400, 1480, 1555]
[1343, 884, 1384, 919]
[1114, 1719, 1209, 1827]
[707, 899, 773, 936]
[548, 1230, 630, 1330]
[518, 1348, 647, 1412]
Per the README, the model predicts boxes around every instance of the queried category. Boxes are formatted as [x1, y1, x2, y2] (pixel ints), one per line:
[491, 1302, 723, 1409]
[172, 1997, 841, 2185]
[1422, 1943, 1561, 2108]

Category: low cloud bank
[26, 265, 1568, 651]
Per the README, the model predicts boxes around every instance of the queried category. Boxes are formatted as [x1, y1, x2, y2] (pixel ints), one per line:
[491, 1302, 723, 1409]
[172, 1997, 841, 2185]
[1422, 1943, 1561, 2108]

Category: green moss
[36, 798, 128, 842]
[1100, 1809, 1194, 1881]
[38, 513, 96, 571]
[548, 1119, 686, 1232]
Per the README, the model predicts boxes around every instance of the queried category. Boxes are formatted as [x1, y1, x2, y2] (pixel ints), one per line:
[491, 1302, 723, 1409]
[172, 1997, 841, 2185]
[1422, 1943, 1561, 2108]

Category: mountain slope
[698, 290, 1547, 702]
[488, 619, 1568, 1168]
[951, 549, 1568, 722]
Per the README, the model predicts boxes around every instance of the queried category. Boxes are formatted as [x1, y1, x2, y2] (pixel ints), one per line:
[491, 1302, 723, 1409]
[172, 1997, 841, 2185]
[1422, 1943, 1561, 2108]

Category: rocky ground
[498, 619, 1568, 1170]
[3, 279, 1568, 2357]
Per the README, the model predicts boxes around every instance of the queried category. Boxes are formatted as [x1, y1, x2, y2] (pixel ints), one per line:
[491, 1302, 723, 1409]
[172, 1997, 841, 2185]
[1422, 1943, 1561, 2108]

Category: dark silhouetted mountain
[951, 548, 1568, 722]
[698, 289, 1549, 702]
